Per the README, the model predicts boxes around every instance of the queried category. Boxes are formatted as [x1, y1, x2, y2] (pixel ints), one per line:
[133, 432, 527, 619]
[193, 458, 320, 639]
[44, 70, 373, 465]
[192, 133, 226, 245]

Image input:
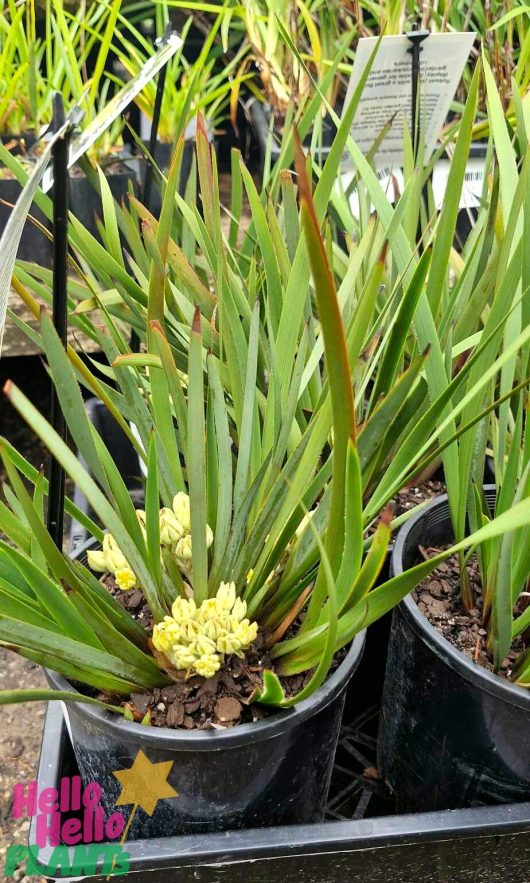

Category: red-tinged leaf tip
[380, 504, 394, 527]
[192, 307, 201, 334]
[149, 320, 164, 334]
[293, 129, 310, 201]
[293, 129, 323, 240]
[378, 241, 389, 264]
[3, 379, 12, 397]
[196, 112, 207, 142]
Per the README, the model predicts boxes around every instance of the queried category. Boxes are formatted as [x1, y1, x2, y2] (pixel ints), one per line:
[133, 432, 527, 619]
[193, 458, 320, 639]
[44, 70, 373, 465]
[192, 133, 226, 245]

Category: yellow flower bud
[195, 598, 219, 622]
[171, 596, 196, 622]
[87, 550, 106, 573]
[231, 597, 247, 622]
[235, 620, 258, 647]
[201, 616, 230, 641]
[190, 634, 217, 657]
[169, 645, 197, 670]
[174, 535, 193, 560]
[103, 533, 129, 574]
[178, 619, 202, 643]
[216, 581, 236, 613]
[172, 492, 191, 533]
[159, 508, 185, 546]
[152, 623, 171, 653]
[206, 524, 214, 550]
[216, 634, 243, 656]
[136, 509, 147, 536]
[193, 654, 221, 678]
[115, 568, 137, 591]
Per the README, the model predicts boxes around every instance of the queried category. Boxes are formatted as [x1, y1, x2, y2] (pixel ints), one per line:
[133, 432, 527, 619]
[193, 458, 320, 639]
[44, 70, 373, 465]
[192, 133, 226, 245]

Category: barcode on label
[464, 171, 484, 182]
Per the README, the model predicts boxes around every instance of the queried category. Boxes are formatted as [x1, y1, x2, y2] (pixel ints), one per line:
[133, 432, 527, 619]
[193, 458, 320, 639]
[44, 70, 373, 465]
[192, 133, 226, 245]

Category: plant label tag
[342, 33, 475, 168]
[432, 156, 486, 210]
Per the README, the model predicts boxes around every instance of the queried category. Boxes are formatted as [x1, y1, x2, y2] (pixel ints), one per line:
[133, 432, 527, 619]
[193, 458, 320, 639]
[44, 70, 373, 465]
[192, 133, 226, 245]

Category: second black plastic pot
[48, 541, 366, 839]
[0, 177, 52, 265]
[248, 100, 339, 172]
[379, 488, 530, 812]
[69, 167, 136, 241]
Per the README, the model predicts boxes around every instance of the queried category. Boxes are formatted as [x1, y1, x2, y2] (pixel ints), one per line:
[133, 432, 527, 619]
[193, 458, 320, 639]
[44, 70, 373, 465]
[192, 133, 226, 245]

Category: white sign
[343, 33, 475, 168]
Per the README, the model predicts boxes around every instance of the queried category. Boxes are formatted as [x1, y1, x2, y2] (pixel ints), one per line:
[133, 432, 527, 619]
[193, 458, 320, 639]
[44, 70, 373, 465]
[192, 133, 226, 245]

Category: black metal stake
[47, 94, 71, 547]
[130, 29, 170, 353]
[406, 27, 430, 162]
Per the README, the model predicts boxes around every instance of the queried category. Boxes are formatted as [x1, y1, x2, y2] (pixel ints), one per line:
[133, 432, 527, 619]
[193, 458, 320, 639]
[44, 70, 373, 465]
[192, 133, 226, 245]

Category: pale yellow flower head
[151, 582, 258, 679]
[194, 654, 221, 679]
[171, 596, 196, 622]
[216, 581, 237, 613]
[103, 533, 130, 573]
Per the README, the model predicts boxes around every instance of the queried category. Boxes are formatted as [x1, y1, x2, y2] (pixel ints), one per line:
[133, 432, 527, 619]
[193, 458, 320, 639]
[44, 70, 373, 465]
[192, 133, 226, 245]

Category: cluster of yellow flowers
[87, 493, 213, 591]
[152, 582, 258, 678]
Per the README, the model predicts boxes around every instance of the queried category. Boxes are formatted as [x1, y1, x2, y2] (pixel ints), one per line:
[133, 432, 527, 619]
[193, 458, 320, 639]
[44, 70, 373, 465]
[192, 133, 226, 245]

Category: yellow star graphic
[113, 750, 178, 817]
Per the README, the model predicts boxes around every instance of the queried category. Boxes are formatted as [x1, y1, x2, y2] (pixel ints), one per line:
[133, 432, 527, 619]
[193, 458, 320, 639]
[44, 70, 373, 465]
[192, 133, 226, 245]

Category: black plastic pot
[46, 560, 365, 839]
[69, 167, 137, 241]
[0, 177, 53, 264]
[134, 140, 195, 217]
[379, 488, 530, 813]
[0, 134, 52, 264]
[248, 100, 339, 172]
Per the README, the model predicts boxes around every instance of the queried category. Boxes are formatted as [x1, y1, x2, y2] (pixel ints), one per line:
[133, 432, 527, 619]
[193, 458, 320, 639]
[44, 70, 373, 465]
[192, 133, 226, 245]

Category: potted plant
[379, 89, 530, 811]
[6, 100, 530, 844]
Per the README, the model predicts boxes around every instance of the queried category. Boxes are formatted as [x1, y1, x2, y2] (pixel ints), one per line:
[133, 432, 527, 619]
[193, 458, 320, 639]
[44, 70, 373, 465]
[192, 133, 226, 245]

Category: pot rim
[46, 633, 364, 748]
[49, 537, 366, 748]
[391, 488, 530, 711]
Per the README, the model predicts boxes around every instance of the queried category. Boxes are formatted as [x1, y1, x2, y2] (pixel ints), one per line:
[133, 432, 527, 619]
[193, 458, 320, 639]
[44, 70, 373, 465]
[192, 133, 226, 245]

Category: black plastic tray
[29, 695, 530, 881]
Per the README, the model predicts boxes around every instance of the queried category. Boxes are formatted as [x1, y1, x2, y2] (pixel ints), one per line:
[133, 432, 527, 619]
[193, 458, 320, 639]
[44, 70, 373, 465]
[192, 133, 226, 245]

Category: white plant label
[342, 33, 476, 168]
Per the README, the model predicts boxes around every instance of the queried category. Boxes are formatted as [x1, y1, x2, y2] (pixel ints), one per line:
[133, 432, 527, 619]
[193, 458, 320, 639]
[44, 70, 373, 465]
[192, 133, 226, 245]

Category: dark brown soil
[122, 642, 315, 731]
[414, 547, 528, 680]
[107, 576, 332, 730]
[393, 478, 445, 518]
[367, 478, 445, 536]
